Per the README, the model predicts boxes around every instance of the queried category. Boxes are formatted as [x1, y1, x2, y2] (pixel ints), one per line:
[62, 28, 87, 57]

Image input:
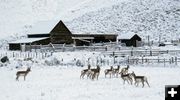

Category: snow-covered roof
[28, 20, 59, 34]
[9, 37, 49, 44]
[118, 33, 137, 39]
[164, 42, 173, 45]
[28, 20, 117, 35]
[73, 32, 117, 35]
[72, 37, 94, 39]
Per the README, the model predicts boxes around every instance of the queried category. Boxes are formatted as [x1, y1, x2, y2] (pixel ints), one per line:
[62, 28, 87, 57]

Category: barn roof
[73, 32, 117, 35]
[118, 33, 139, 39]
[28, 20, 59, 34]
[9, 37, 49, 44]
[28, 20, 117, 35]
[72, 37, 94, 39]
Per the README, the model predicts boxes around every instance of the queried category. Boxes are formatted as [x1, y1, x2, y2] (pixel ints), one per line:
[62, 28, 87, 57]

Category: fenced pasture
[0, 49, 180, 67]
[19, 43, 180, 57]
[1, 43, 180, 67]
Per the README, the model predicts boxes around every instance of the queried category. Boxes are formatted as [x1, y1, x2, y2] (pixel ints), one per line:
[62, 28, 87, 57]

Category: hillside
[67, 0, 180, 42]
[0, 0, 180, 43]
[0, 0, 117, 38]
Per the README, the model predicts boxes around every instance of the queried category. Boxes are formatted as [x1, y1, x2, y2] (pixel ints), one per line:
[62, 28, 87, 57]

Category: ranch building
[9, 20, 117, 51]
[118, 33, 142, 47]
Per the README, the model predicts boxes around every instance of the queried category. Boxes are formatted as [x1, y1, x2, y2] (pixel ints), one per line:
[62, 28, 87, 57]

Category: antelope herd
[80, 64, 150, 88]
[14, 64, 150, 88]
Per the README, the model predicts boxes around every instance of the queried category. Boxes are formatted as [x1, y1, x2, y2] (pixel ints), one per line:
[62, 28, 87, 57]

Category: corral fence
[0, 51, 53, 60]
[23, 44, 180, 56]
[102, 49, 180, 57]
[100, 51, 180, 67]
[126, 56, 180, 66]
[72, 55, 180, 67]
[24, 43, 117, 52]
[0, 51, 179, 67]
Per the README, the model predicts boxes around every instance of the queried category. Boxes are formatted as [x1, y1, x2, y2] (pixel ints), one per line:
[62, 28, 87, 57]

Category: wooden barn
[72, 33, 117, 46]
[9, 37, 50, 51]
[9, 20, 117, 50]
[118, 33, 142, 47]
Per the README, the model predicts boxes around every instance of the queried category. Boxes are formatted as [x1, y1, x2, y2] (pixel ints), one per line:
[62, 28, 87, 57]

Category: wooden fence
[76, 56, 180, 67]
[126, 56, 179, 66]
[0, 51, 179, 67]
[27, 44, 180, 57]
[0, 51, 53, 60]
[102, 49, 180, 57]
[23, 43, 117, 52]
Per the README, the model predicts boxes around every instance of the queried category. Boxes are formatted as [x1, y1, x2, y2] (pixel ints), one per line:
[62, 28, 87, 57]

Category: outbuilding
[118, 33, 142, 47]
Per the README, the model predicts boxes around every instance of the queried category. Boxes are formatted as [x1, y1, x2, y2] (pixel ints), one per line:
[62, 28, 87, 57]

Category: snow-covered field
[0, 64, 179, 100]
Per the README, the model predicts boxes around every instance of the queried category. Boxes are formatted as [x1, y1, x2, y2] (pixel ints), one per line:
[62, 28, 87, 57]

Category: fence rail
[0, 51, 53, 60]
[28, 44, 180, 57]
[126, 57, 179, 65]
[102, 49, 180, 57]
[0, 51, 179, 67]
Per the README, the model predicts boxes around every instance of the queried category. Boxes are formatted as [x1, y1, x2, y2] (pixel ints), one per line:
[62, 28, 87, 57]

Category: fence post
[13, 52, 15, 57]
[45, 52, 47, 58]
[24, 52, 27, 59]
[169, 59, 171, 64]
[100, 57, 103, 66]
[105, 46, 107, 51]
[19, 51, 22, 58]
[172, 57, 174, 63]
[175, 57, 177, 65]
[96, 57, 98, 65]
[41, 52, 43, 59]
[28, 52, 29, 58]
[112, 52, 115, 64]
[127, 56, 129, 64]
[63, 43, 65, 52]
[73, 45, 76, 51]
[150, 50, 152, 56]
[36, 52, 38, 58]
[107, 59, 109, 66]
[131, 47, 133, 56]
[164, 58, 166, 67]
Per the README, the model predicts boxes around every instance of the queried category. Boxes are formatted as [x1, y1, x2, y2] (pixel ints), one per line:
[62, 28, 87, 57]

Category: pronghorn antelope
[120, 65, 130, 75]
[104, 66, 114, 78]
[80, 64, 91, 79]
[131, 71, 150, 88]
[91, 65, 101, 80]
[16, 67, 31, 81]
[120, 72, 133, 85]
[113, 65, 120, 77]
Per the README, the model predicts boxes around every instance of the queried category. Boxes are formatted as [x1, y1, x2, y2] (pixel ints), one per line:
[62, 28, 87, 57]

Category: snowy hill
[67, 0, 180, 42]
[0, 0, 180, 42]
[0, 0, 115, 38]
